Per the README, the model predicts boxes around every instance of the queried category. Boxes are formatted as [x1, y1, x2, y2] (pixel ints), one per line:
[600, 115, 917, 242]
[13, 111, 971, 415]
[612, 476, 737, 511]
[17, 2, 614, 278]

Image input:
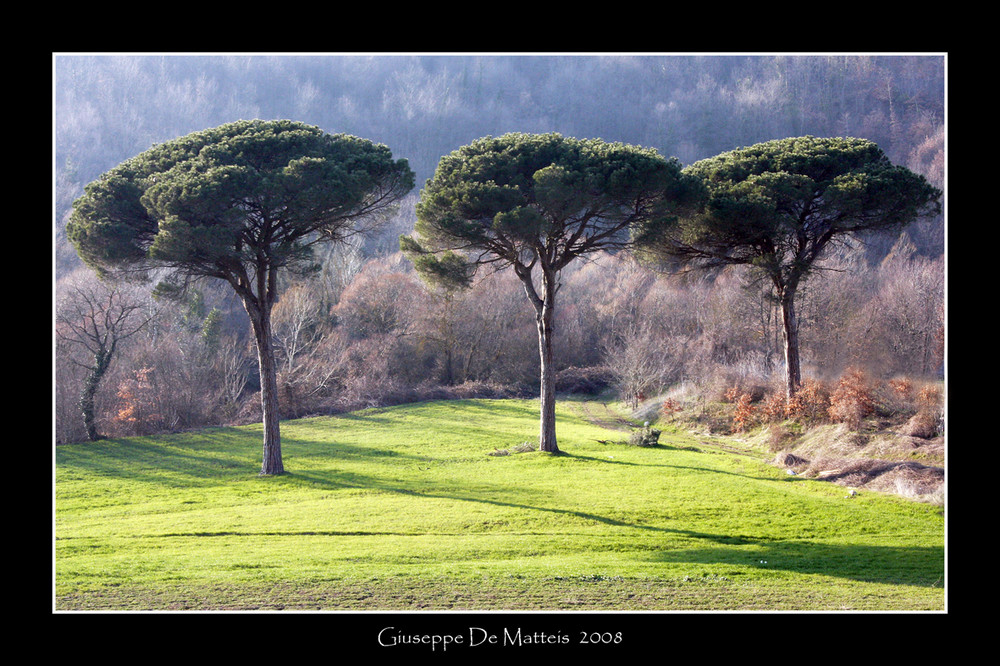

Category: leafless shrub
[272, 281, 327, 375]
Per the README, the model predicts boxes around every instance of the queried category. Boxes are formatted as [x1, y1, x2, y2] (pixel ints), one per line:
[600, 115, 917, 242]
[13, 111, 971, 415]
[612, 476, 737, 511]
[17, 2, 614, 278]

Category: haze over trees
[54, 54, 945, 447]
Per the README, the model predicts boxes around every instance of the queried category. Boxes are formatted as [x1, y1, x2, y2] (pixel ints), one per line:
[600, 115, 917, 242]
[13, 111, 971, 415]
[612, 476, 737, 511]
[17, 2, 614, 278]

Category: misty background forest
[53, 53, 946, 444]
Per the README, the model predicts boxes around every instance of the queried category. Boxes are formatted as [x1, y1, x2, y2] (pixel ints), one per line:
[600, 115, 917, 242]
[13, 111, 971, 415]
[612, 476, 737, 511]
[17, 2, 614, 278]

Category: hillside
[55, 398, 945, 612]
[620, 382, 946, 505]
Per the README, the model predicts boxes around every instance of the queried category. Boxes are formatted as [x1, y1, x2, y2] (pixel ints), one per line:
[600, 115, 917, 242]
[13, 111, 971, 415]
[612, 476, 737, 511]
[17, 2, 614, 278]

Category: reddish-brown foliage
[828, 367, 876, 428]
[113, 366, 161, 432]
[888, 377, 913, 398]
[786, 379, 830, 421]
[732, 392, 756, 432]
[661, 397, 680, 418]
[918, 383, 942, 409]
[760, 393, 787, 422]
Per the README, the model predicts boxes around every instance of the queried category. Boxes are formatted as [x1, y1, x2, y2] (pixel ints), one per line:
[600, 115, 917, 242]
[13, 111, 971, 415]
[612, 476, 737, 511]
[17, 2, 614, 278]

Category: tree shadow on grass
[283, 467, 944, 588]
[555, 449, 797, 486]
[54, 427, 428, 489]
[56, 428, 253, 488]
[645, 539, 944, 588]
[57, 424, 943, 590]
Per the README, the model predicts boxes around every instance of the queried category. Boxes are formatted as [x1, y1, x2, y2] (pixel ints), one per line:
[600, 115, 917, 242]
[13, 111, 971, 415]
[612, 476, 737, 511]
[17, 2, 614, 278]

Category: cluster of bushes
[683, 368, 943, 438]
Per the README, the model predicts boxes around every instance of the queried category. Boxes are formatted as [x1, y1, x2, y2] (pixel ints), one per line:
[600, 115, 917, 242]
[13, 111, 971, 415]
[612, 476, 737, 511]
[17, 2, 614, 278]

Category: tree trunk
[535, 271, 559, 454]
[250, 308, 284, 476]
[536, 311, 559, 452]
[515, 262, 560, 454]
[778, 286, 802, 401]
[80, 349, 111, 441]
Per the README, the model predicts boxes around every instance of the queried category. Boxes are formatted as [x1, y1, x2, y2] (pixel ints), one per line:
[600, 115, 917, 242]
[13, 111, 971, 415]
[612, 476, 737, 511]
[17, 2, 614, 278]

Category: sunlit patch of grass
[55, 399, 945, 611]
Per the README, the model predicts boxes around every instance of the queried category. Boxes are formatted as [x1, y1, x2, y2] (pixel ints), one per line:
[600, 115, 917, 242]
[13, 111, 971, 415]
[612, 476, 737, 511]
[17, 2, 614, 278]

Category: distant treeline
[55, 53, 945, 271]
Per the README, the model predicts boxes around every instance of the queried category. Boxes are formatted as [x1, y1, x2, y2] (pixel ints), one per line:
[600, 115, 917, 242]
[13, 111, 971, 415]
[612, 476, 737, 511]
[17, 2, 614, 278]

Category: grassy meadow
[54, 398, 945, 611]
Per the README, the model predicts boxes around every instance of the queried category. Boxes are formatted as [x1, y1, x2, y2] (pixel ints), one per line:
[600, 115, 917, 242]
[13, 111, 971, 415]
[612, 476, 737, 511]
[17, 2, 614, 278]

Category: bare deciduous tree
[56, 272, 154, 441]
[860, 247, 944, 377]
[273, 282, 326, 375]
[603, 323, 671, 410]
[215, 333, 253, 419]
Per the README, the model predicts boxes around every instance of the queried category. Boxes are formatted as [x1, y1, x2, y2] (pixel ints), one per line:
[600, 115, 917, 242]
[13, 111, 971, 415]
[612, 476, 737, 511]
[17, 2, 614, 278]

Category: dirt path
[574, 401, 636, 432]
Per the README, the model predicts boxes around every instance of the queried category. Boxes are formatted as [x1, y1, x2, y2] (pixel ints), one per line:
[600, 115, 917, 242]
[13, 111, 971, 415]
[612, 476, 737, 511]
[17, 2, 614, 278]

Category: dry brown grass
[807, 458, 943, 503]
[769, 443, 944, 505]
[661, 369, 945, 504]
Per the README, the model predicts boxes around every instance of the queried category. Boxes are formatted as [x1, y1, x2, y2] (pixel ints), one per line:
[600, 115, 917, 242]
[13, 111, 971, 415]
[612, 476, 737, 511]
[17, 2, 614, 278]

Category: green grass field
[54, 398, 945, 611]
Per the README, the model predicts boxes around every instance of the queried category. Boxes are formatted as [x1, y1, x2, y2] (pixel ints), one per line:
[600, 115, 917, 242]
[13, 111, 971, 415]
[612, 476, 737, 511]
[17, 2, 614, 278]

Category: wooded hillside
[54, 54, 946, 444]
